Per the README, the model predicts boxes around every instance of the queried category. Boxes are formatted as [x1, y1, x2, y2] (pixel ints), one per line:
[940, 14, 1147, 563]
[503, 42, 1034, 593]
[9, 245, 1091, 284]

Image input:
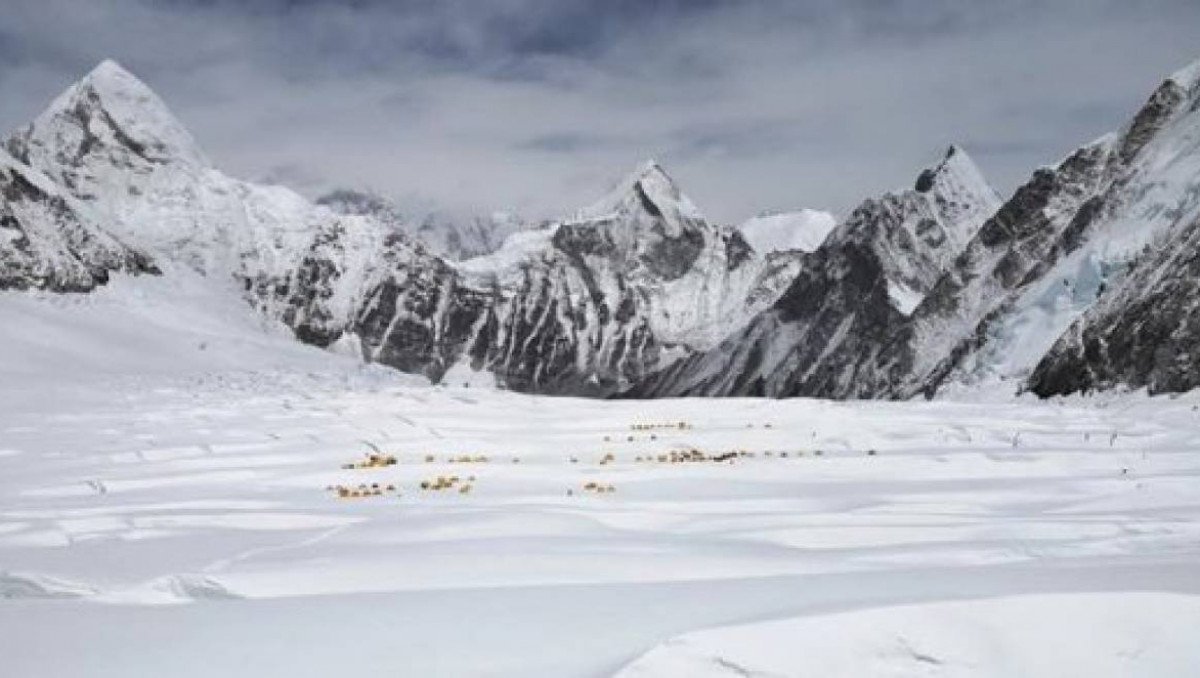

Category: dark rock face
[891, 139, 1116, 397]
[476, 255, 669, 395]
[244, 223, 493, 384]
[1029, 212, 1200, 396]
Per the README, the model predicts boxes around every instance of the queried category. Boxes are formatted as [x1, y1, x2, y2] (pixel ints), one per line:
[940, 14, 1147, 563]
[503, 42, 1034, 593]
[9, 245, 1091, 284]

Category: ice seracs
[1024, 57, 1200, 396]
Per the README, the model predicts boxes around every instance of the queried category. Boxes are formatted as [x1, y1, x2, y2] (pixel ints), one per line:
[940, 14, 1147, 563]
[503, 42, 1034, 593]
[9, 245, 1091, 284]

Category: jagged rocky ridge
[1026, 60, 1200, 396]
[627, 146, 1002, 398]
[263, 161, 815, 393]
[895, 55, 1200, 398]
[633, 56, 1200, 399]
[443, 161, 810, 393]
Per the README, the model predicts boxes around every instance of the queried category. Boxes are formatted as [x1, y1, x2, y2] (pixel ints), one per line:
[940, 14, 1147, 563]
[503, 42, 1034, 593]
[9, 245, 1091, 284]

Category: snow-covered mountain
[633, 55, 1200, 400]
[315, 189, 406, 233]
[5, 59, 376, 284]
[448, 161, 810, 393]
[265, 160, 810, 393]
[2, 62, 817, 395]
[6, 56, 1200, 400]
[628, 146, 1002, 398]
[3, 61, 482, 383]
[415, 210, 524, 261]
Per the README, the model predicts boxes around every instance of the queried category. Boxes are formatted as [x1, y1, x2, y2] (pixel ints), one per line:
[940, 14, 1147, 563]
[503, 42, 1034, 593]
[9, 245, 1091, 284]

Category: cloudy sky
[1, 0, 1198, 223]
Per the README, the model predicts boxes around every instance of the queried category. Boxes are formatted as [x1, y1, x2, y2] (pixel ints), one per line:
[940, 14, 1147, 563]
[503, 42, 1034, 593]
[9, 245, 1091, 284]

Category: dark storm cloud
[1, 0, 1198, 222]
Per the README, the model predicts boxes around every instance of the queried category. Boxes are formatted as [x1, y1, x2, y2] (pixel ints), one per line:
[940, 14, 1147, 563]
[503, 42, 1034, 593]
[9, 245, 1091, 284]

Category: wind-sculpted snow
[2, 350, 1200, 676]
[617, 593, 1200, 678]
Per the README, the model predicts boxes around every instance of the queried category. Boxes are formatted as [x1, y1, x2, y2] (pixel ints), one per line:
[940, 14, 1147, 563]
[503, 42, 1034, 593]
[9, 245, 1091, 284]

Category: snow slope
[735, 208, 837, 255]
[617, 593, 1200, 677]
[0, 268, 420, 385]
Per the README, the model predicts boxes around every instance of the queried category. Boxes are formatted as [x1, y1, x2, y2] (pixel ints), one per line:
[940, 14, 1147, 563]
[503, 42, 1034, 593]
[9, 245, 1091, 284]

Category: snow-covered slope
[736, 209, 837, 255]
[628, 146, 1001, 398]
[0, 267, 415, 384]
[0, 147, 154, 291]
[617, 593, 1200, 678]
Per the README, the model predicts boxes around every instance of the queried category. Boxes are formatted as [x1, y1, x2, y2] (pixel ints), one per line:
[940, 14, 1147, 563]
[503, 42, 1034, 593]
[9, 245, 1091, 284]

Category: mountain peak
[633, 158, 667, 180]
[82, 59, 139, 89]
[913, 144, 1000, 208]
[12, 59, 208, 171]
[1168, 54, 1200, 92]
[575, 159, 704, 229]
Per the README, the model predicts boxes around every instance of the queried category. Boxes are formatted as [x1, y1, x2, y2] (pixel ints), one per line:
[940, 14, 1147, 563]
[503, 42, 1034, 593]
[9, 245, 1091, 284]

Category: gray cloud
[1, 0, 1198, 223]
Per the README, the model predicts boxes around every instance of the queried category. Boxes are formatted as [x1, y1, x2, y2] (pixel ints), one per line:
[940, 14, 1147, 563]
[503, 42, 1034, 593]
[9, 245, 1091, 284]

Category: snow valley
[1, 53, 1200, 678]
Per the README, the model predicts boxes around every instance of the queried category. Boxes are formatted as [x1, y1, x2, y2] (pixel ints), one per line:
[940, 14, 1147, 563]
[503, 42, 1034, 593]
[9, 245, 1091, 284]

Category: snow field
[2, 363, 1199, 675]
